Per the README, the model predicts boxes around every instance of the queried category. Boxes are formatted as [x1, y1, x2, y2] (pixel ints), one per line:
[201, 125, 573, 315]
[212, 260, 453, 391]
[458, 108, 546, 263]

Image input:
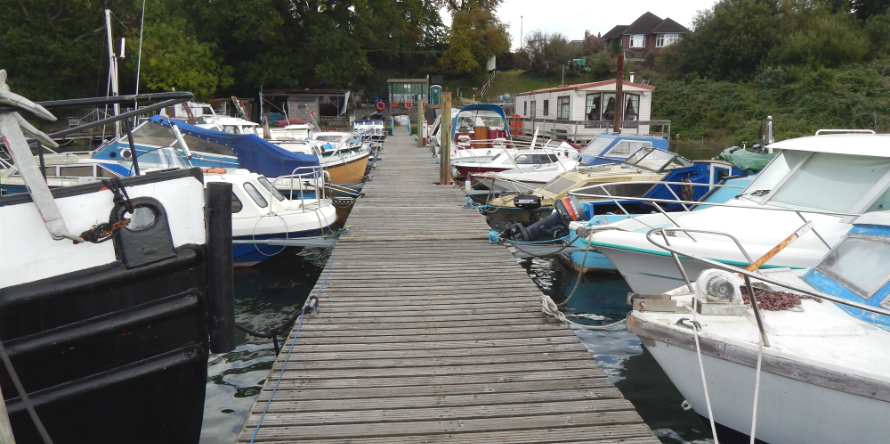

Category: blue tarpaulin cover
[151, 115, 320, 177]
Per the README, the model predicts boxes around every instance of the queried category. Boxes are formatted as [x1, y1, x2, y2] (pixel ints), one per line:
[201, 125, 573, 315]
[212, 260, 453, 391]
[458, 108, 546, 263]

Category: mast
[105, 9, 121, 137]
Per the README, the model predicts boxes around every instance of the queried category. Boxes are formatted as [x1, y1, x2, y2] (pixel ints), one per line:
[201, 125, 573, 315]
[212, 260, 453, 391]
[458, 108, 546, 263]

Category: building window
[530, 101, 536, 118]
[624, 94, 640, 121]
[586, 94, 601, 121]
[543, 100, 549, 117]
[656, 34, 680, 48]
[629, 34, 645, 48]
[557, 96, 570, 119]
[602, 93, 616, 121]
[523, 101, 527, 116]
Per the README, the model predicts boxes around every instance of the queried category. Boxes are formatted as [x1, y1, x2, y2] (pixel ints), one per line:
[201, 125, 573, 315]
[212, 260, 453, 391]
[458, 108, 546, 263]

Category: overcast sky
[442, 1, 719, 50]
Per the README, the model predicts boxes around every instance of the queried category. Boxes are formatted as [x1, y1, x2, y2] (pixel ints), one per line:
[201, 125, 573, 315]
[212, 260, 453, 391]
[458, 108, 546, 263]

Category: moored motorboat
[580, 130, 890, 294]
[626, 211, 890, 444]
[0, 83, 233, 443]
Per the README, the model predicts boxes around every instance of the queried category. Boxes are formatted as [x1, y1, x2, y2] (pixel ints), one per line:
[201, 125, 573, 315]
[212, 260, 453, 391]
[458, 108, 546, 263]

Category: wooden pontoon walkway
[238, 134, 658, 443]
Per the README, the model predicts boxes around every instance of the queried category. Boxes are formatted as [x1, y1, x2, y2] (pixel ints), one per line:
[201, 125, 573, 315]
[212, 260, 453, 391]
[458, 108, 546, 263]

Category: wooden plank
[258, 387, 624, 413]
[238, 133, 655, 443]
[247, 399, 637, 426]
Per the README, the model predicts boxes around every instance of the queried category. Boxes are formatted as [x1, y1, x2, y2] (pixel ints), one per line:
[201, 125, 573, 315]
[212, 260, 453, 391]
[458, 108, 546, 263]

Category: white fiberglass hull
[586, 200, 849, 294]
[644, 337, 889, 444]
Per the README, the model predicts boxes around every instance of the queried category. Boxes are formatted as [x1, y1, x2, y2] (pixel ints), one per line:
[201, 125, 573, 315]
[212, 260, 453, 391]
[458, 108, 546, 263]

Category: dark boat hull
[0, 168, 228, 444]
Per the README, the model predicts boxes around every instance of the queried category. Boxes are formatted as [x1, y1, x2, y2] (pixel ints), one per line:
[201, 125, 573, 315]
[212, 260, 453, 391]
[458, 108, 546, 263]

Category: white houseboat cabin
[514, 80, 655, 141]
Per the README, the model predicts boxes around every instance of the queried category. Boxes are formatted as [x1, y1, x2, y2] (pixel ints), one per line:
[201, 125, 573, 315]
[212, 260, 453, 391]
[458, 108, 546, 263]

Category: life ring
[391, 100, 399, 108]
[376, 101, 385, 111]
[405, 101, 413, 110]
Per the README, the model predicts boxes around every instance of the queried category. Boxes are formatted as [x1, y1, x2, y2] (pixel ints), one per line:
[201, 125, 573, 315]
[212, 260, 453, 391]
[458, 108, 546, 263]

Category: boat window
[96, 166, 119, 178]
[243, 182, 269, 208]
[222, 126, 238, 134]
[316, 135, 342, 142]
[815, 235, 890, 298]
[626, 149, 690, 172]
[257, 176, 286, 201]
[741, 150, 808, 203]
[204, 188, 243, 213]
[42, 166, 56, 177]
[59, 166, 95, 177]
[623, 147, 653, 166]
[490, 153, 503, 161]
[124, 122, 237, 157]
[769, 153, 890, 213]
[604, 141, 651, 157]
[581, 137, 613, 155]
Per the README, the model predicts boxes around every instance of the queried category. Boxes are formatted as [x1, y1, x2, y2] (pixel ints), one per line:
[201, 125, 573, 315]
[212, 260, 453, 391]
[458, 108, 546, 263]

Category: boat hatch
[543, 176, 578, 194]
[622, 147, 692, 173]
[742, 150, 890, 215]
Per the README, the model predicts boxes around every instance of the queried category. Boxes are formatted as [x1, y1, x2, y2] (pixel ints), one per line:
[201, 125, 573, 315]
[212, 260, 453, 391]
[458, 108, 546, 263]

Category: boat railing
[643, 226, 890, 348]
[569, 180, 844, 248]
[277, 166, 327, 203]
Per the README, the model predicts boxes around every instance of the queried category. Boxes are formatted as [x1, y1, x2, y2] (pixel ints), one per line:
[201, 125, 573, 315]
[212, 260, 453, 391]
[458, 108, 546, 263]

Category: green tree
[437, 1, 510, 79]
[660, 0, 779, 81]
[521, 30, 574, 75]
[769, 13, 868, 69]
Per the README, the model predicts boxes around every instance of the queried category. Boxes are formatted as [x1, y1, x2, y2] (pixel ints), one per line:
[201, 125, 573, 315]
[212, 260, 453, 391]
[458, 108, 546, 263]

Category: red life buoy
[405, 101, 413, 110]
[376, 101, 385, 111]
[391, 100, 399, 108]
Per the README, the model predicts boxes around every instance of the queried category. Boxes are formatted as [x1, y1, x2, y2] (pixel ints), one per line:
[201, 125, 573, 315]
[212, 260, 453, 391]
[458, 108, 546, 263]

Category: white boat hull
[644, 337, 890, 444]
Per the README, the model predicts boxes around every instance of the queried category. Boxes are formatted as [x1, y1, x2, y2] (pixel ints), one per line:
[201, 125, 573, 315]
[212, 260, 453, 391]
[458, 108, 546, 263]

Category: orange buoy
[405, 101, 413, 110]
[202, 167, 227, 174]
[376, 101, 385, 111]
[391, 100, 399, 108]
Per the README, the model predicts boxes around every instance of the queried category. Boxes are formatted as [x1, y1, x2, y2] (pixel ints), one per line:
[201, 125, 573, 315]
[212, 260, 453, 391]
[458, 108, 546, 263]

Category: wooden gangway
[238, 133, 659, 443]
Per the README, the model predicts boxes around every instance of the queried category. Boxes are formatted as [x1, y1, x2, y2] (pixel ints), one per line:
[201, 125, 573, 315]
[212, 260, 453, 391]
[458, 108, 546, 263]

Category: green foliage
[520, 30, 575, 75]
[769, 13, 867, 69]
[438, 3, 510, 80]
[134, 11, 233, 100]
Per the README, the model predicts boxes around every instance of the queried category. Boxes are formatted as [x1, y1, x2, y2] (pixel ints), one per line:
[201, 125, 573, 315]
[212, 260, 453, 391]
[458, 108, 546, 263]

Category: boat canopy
[152, 116, 320, 177]
[451, 104, 510, 139]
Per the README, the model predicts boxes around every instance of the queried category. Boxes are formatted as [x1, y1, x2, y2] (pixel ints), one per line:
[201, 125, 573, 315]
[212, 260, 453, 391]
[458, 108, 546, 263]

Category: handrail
[277, 165, 326, 204]
[644, 226, 890, 318]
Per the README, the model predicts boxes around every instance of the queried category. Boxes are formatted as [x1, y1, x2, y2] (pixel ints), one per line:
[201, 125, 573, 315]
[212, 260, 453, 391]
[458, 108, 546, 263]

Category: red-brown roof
[515, 79, 655, 96]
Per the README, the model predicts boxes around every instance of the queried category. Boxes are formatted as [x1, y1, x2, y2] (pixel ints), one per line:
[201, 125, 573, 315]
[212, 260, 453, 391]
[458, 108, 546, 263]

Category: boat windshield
[813, 234, 890, 298]
[623, 148, 691, 172]
[750, 151, 890, 213]
[580, 137, 613, 156]
[316, 135, 343, 143]
[123, 122, 236, 157]
[603, 140, 653, 158]
[257, 176, 286, 202]
[455, 110, 504, 132]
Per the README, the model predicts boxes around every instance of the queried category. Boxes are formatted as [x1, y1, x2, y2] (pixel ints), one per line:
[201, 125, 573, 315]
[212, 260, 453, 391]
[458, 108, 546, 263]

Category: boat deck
[237, 133, 658, 443]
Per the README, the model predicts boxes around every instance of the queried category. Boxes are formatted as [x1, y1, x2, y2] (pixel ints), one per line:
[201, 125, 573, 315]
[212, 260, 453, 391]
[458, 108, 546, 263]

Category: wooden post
[417, 99, 424, 148]
[613, 54, 624, 134]
[439, 92, 452, 185]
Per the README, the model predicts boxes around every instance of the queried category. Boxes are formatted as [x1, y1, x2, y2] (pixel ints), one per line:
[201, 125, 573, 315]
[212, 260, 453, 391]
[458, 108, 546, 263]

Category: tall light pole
[520, 16, 523, 51]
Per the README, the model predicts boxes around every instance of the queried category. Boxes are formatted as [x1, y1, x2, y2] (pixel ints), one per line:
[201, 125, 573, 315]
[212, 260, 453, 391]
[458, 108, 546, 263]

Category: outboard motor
[513, 194, 542, 224]
[502, 196, 588, 241]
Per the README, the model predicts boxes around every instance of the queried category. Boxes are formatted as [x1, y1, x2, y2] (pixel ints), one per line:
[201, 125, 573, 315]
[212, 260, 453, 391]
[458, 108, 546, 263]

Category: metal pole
[439, 92, 452, 185]
[613, 54, 623, 134]
[104, 9, 121, 138]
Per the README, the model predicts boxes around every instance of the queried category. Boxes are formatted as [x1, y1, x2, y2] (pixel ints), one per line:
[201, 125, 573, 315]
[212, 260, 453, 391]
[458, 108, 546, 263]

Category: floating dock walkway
[238, 134, 659, 443]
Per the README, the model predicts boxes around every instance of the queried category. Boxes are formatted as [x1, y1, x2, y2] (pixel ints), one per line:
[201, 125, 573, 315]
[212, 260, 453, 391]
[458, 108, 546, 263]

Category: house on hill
[601, 12, 690, 61]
